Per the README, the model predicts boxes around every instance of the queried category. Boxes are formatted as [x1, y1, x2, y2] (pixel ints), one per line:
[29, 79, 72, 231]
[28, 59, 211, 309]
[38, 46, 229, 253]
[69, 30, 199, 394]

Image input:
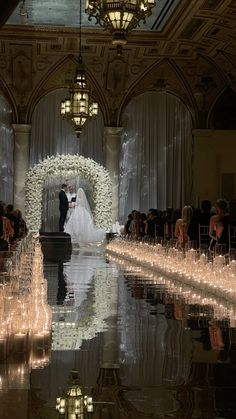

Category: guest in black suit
[59, 184, 68, 232]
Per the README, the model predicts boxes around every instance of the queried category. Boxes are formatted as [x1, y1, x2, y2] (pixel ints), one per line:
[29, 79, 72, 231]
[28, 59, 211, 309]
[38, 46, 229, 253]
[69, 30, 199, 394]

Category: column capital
[12, 124, 31, 134]
[104, 126, 123, 137]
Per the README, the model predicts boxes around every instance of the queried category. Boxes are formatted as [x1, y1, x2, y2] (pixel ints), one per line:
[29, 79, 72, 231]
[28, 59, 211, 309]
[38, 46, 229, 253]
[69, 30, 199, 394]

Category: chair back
[198, 224, 210, 249]
[229, 225, 236, 251]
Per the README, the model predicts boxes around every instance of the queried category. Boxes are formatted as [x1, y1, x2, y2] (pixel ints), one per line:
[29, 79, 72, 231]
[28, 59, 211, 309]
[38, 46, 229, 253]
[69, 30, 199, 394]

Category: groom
[59, 184, 69, 232]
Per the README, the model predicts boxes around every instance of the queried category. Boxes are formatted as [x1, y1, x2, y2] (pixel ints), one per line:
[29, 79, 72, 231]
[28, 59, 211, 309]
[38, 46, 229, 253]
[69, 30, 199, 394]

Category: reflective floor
[1, 236, 236, 418]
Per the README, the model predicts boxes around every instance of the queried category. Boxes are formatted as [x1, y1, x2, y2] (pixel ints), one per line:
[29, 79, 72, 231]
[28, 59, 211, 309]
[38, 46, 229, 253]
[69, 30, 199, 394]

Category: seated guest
[171, 209, 181, 231]
[13, 209, 27, 238]
[199, 200, 213, 225]
[130, 211, 143, 237]
[187, 207, 201, 245]
[209, 199, 228, 250]
[5, 204, 20, 238]
[124, 213, 133, 236]
[145, 209, 164, 239]
[174, 205, 193, 248]
[148, 208, 155, 215]
[0, 214, 3, 242]
[216, 199, 236, 250]
[0, 226, 8, 250]
[140, 213, 147, 236]
[164, 207, 173, 239]
[0, 205, 14, 244]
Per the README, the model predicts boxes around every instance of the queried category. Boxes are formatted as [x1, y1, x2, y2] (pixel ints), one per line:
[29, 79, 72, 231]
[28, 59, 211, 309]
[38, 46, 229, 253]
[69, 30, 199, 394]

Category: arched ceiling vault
[26, 55, 110, 125]
[0, 0, 235, 127]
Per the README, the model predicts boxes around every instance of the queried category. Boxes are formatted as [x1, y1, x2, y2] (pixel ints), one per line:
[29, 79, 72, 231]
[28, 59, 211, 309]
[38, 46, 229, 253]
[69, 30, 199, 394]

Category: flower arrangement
[25, 154, 112, 230]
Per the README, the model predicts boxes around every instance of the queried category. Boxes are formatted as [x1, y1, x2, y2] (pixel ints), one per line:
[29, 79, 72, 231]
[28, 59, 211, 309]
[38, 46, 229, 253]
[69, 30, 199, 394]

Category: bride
[64, 188, 106, 245]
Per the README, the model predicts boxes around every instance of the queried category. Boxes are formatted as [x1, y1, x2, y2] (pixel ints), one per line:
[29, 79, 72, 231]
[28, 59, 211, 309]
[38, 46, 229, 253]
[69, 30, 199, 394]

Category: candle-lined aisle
[106, 240, 236, 304]
[108, 253, 236, 327]
[0, 233, 52, 377]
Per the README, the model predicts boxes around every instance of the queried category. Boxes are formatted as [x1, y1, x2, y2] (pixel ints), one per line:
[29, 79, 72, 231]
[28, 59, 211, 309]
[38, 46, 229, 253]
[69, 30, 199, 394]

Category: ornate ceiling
[0, 0, 236, 127]
[7, 0, 180, 31]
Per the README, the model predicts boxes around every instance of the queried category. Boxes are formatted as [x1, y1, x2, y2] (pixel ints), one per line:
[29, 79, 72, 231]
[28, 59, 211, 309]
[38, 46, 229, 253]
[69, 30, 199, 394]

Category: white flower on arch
[25, 154, 113, 231]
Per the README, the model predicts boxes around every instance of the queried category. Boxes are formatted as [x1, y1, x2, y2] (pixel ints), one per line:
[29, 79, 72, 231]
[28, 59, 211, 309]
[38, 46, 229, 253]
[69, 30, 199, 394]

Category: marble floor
[1, 235, 236, 418]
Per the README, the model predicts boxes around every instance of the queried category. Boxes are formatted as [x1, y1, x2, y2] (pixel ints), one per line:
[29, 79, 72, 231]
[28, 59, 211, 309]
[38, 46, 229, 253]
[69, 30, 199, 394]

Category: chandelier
[85, 0, 155, 47]
[61, 0, 98, 137]
[56, 370, 93, 417]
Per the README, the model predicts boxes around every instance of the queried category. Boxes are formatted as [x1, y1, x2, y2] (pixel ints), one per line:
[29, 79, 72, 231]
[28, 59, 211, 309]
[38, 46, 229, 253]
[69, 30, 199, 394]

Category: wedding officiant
[66, 185, 77, 221]
[66, 185, 76, 203]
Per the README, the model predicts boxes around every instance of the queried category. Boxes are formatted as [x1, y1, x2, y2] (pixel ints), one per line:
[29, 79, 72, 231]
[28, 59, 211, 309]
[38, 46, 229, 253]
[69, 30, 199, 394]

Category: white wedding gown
[64, 188, 105, 245]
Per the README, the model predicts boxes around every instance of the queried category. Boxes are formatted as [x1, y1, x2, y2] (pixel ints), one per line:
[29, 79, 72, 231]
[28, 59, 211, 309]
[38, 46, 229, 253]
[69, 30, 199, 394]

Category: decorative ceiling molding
[0, 0, 236, 126]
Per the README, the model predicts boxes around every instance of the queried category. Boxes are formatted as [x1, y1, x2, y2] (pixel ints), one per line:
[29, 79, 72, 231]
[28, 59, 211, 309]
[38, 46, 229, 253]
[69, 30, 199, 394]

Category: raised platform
[39, 232, 72, 262]
[39, 231, 71, 241]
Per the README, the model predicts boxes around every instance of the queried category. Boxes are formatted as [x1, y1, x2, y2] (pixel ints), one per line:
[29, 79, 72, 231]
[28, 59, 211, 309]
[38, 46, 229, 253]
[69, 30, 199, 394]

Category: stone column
[104, 127, 122, 223]
[13, 124, 31, 217]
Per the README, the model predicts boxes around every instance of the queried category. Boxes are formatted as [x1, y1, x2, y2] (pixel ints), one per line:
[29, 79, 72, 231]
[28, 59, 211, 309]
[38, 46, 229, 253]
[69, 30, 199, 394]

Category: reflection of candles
[0, 336, 7, 360]
[13, 332, 27, 353]
[107, 240, 236, 302]
[42, 332, 51, 351]
[4, 297, 14, 311]
[209, 325, 225, 350]
[33, 333, 45, 348]
[214, 255, 225, 268]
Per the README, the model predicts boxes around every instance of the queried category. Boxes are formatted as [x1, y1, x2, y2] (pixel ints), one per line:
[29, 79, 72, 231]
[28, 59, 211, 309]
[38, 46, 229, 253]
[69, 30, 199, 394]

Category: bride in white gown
[64, 188, 106, 244]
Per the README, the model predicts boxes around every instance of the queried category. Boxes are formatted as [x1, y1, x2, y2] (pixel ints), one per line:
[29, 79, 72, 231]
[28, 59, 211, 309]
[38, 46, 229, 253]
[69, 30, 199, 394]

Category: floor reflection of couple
[60, 186, 105, 245]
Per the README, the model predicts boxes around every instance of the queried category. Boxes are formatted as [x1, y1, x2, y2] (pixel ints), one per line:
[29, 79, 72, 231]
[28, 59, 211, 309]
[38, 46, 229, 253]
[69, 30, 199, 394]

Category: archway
[208, 87, 236, 129]
[119, 91, 193, 219]
[25, 154, 112, 231]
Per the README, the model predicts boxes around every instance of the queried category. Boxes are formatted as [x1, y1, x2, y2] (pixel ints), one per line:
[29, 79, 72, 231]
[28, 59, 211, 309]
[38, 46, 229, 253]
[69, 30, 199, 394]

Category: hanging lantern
[61, 58, 98, 137]
[61, 0, 99, 137]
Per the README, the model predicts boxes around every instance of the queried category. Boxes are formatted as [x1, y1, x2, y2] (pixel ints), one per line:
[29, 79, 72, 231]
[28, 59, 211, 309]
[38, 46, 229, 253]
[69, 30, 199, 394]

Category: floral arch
[25, 154, 112, 231]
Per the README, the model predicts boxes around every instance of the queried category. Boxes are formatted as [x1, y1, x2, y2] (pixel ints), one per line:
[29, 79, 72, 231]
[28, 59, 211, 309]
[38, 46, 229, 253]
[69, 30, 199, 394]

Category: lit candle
[200, 253, 207, 265]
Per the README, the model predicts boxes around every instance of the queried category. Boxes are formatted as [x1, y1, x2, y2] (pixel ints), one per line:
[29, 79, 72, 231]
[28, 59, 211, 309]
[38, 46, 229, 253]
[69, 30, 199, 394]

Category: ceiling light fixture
[85, 0, 155, 51]
[61, 0, 98, 137]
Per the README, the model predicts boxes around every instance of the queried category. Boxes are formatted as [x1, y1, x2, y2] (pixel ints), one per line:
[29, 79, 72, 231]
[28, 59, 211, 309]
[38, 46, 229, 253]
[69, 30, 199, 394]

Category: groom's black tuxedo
[59, 189, 69, 232]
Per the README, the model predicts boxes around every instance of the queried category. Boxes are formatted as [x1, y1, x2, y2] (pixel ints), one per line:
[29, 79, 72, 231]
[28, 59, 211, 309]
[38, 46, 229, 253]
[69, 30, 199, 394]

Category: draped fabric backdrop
[30, 88, 104, 166]
[0, 95, 14, 205]
[119, 91, 193, 221]
[30, 89, 104, 231]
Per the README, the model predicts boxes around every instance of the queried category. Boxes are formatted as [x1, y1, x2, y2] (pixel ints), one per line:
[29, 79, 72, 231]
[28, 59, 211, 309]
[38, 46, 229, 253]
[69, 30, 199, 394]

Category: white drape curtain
[30, 88, 104, 231]
[30, 88, 104, 166]
[119, 91, 193, 220]
[0, 95, 14, 205]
